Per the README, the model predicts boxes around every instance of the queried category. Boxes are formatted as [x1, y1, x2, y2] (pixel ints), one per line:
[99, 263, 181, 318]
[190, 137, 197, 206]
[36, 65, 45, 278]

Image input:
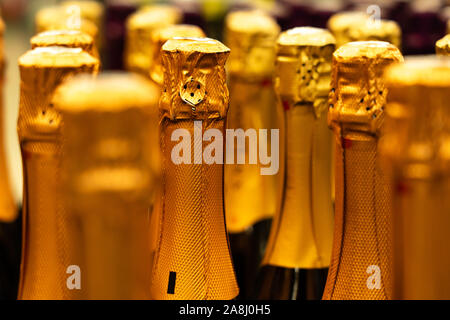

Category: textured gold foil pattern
[53, 73, 158, 299]
[125, 5, 182, 76]
[327, 11, 401, 49]
[262, 27, 335, 269]
[31, 30, 98, 58]
[150, 25, 205, 85]
[224, 10, 280, 233]
[0, 17, 16, 222]
[17, 47, 99, 300]
[150, 38, 238, 300]
[436, 34, 450, 56]
[382, 57, 450, 299]
[323, 41, 403, 300]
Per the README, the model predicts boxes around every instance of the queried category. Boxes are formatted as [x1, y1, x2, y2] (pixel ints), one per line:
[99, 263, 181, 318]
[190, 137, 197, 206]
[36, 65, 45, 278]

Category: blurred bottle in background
[223, 9, 280, 300]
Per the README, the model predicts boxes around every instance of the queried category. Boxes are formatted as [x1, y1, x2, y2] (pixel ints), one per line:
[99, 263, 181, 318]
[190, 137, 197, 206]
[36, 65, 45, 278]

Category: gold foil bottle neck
[327, 11, 401, 49]
[262, 26, 335, 269]
[125, 5, 182, 75]
[31, 30, 97, 58]
[160, 37, 230, 120]
[17, 46, 99, 300]
[382, 56, 450, 179]
[436, 34, 450, 56]
[276, 27, 335, 118]
[150, 24, 205, 85]
[35, 5, 99, 47]
[18, 46, 99, 141]
[61, 0, 105, 30]
[225, 10, 280, 79]
[328, 41, 403, 136]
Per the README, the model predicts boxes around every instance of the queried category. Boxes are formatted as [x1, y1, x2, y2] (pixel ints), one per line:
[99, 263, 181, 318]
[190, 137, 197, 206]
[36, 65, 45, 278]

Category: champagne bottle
[258, 27, 335, 300]
[31, 30, 99, 58]
[124, 5, 181, 76]
[327, 11, 402, 49]
[147, 24, 205, 267]
[53, 73, 159, 299]
[35, 6, 99, 47]
[323, 41, 403, 300]
[381, 57, 450, 299]
[150, 37, 239, 300]
[223, 10, 280, 299]
[436, 34, 450, 55]
[0, 16, 20, 300]
[17, 46, 99, 300]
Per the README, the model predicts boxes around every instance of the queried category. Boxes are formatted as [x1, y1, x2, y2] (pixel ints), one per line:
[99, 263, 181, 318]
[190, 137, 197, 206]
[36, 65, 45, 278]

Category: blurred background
[0, 0, 449, 206]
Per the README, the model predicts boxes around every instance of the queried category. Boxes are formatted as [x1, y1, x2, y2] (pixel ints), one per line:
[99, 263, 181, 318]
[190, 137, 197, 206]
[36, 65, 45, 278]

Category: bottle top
[35, 6, 99, 41]
[126, 5, 181, 31]
[54, 73, 155, 196]
[160, 37, 230, 120]
[31, 30, 97, 57]
[225, 10, 280, 79]
[150, 24, 205, 85]
[18, 46, 99, 141]
[436, 34, 450, 56]
[382, 56, 450, 178]
[125, 5, 181, 75]
[328, 41, 403, 135]
[61, 0, 105, 29]
[327, 11, 401, 49]
[53, 72, 160, 113]
[275, 27, 335, 117]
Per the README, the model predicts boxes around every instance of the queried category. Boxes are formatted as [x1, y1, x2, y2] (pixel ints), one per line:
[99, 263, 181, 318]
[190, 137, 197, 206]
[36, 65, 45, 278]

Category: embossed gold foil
[17, 47, 99, 300]
[381, 57, 450, 299]
[262, 27, 335, 269]
[436, 34, 450, 56]
[150, 38, 238, 300]
[35, 6, 99, 48]
[224, 10, 280, 233]
[150, 24, 205, 85]
[53, 73, 159, 299]
[327, 11, 402, 49]
[323, 41, 403, 300]
[0, 17, 16, 223]
[124, 5, 181, 76]
[31, 30, 98, 58]
[147, 24, 205, 263]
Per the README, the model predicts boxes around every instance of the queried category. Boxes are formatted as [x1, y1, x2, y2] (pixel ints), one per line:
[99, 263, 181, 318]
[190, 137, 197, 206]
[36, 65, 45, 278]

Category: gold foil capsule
[17, 46, 99, 300]
[31, 30, 98, 58]
[150, 24, 205, 85]
[0, 16, 16, 222]
[262, 27, 335, 270]
[436, 34, 450, 56]
[35, 6, 99, 48]
[151, 37, 238, 300]
[323, 41, 403, 300]
[382, 56, 450, 299]
[223, 9, 280, 234]
[327, 11, 402, 49]
[124, 5, 182, 76]
[53, 73, 159, 299]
